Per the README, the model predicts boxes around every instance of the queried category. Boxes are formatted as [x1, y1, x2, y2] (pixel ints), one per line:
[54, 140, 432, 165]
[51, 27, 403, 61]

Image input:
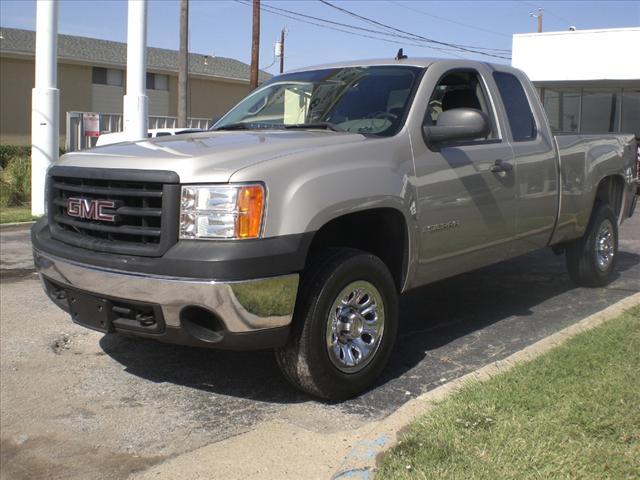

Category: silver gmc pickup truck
[32, 58, 638, 399]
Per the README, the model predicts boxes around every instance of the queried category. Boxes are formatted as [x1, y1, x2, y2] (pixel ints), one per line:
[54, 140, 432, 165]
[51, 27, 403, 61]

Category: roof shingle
[0, 27, 271, 82]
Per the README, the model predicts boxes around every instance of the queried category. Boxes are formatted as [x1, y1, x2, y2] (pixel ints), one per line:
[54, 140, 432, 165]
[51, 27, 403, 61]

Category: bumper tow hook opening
[112, 305, 133, 316]
[111, 305, 159, 330]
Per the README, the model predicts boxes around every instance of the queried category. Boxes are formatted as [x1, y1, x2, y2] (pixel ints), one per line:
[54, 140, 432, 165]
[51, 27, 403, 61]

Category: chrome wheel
[595, 219, 615, 271]
[326, 281, 385, 373]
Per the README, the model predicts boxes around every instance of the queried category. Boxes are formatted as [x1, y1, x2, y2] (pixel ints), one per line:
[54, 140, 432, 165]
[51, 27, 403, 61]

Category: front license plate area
[67, 290, 114, 333]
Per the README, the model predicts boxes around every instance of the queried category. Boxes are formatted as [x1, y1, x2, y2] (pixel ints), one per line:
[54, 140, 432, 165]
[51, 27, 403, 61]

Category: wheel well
[595, 175, 624, 220]
[307, 208, 408, 291]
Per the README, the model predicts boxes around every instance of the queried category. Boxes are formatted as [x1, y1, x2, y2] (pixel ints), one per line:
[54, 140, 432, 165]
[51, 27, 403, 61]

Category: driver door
[411, 64, 517, 284]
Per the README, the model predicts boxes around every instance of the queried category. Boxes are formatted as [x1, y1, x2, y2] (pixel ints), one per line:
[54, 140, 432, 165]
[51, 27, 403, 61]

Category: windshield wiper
[213, 123, 251, 131]
[215, 122, 344, 132]
[284, 122, 344, 132]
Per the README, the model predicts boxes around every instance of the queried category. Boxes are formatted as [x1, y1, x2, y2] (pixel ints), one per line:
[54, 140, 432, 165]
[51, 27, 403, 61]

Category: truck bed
[550, 133, 637, 245]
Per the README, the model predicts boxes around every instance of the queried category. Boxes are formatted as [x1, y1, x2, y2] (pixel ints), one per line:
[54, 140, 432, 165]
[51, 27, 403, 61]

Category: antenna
[395, 48, 407, 60]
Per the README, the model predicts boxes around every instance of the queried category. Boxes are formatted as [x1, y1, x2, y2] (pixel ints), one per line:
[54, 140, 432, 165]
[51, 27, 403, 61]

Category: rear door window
[493, 72, 537, 142]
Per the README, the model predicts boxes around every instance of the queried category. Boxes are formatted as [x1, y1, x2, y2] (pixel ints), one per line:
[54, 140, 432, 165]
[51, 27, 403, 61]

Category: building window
[146, 73, 169, 91]
[621, 89, 640, 136]
[540, 86, 640, 135]
[92, 67, 123, 86]
[543, 89, 580, 133]
[581, 89, 620, 133]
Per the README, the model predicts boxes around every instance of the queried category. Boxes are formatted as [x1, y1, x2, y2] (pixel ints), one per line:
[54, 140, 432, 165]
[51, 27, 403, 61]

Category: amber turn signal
[236, 185, 264, 238]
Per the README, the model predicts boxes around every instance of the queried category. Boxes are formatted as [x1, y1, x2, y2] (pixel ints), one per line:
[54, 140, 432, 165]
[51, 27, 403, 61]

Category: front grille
[48, 166, 180, 256]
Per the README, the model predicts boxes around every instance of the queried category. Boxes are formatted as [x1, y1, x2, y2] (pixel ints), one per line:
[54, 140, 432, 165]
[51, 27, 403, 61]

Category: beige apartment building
[0, 28, 270, 145]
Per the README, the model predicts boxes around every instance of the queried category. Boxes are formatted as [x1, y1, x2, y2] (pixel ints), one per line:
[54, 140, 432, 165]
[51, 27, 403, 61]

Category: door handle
[490, 159, 513, 174]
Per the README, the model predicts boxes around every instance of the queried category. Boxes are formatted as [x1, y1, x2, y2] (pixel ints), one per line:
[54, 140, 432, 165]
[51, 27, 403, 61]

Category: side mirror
[423, 108, 490, 145]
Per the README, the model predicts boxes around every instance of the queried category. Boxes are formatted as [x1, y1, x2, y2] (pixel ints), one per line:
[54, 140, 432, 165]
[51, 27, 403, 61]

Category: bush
[0, 145, 31, 169]
[0, 181, 13, 208]
[0, 156, 31, 208]
[0, 144, 65, 208]
[0, 145, 65, 169]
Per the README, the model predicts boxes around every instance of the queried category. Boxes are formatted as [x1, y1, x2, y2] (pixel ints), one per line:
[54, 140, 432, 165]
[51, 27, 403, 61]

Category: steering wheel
[356, 111, 398, 133]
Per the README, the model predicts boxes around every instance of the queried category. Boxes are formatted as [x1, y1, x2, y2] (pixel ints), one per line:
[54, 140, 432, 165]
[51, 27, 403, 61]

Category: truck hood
[57, 130, 366, 183]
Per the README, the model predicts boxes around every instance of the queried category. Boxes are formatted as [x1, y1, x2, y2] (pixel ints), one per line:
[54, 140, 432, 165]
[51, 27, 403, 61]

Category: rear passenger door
[491, 70, 558, 257]
[411, 63, 517, 285]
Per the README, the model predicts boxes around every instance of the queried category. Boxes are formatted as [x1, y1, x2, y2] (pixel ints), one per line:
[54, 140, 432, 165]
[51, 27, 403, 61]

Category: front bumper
[34, 249, 299, 350]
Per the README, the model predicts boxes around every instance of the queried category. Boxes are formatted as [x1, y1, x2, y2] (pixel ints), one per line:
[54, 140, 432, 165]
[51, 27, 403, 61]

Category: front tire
[276, 248, 399, 400]
[566, 203, 618, 287]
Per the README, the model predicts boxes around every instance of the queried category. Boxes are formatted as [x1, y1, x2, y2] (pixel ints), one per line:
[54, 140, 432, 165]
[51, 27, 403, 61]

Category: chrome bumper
[33, 249, 299, 333]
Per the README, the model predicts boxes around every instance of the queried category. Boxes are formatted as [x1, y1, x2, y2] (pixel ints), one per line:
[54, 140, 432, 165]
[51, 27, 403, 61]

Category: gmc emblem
[66, 197, 116, 222]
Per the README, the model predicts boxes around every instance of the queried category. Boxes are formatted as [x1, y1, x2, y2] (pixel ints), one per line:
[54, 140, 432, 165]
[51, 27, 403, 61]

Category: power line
[234, 0, 467, 57]
[388, 0, 512, 41]
[255, 0, 467, 55]
[236, 0, 510, 59]
[313, 0, 510, 53]
[320, 0, 511, 58]
[318, 0, 511, 59]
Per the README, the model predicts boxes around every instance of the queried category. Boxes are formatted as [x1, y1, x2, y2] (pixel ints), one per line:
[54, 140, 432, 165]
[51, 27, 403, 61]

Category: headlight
[180, 184, 265, 240]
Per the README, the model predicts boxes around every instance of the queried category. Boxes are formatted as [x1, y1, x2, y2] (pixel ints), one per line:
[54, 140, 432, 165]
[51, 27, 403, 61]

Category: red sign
[83, 113, 100, 137]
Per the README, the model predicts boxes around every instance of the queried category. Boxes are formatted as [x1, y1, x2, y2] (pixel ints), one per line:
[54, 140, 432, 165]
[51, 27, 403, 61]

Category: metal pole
[279, 28, 285, 74]
[249, 0, 260, 90]
[31, 0, 59, 216]
[123, 0, 149, 141]
[177, 0, 189, 127]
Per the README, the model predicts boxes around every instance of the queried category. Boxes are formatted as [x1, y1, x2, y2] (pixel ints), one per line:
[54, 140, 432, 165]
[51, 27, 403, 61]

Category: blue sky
[1, 0, 639, 72]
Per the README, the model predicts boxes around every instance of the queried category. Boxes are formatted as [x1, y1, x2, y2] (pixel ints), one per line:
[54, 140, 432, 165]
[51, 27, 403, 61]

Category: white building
[512, 27, 640, 136]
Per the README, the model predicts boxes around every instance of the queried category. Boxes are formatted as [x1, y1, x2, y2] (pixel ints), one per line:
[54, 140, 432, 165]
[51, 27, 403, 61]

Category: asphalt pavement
[1, 214, 638, 480]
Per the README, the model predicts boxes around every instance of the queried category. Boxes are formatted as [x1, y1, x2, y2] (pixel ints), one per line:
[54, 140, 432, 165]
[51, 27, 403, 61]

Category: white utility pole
[31, 0, 59, 216]
[123, 0, 148, 141]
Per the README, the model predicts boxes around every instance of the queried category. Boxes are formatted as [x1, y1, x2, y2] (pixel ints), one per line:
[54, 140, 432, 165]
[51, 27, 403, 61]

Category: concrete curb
[133, 292, 640, 480]
[0, 221, 35, 231]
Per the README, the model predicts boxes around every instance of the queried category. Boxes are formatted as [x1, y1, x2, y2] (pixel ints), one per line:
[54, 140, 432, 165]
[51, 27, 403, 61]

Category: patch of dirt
[0, 435, 164, 480]
[51, 333, 72, 354]
[0, 268, 37, 284]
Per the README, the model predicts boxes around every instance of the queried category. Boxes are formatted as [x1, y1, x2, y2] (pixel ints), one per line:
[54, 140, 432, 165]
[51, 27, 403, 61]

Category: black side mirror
[423, 108, 490, 145]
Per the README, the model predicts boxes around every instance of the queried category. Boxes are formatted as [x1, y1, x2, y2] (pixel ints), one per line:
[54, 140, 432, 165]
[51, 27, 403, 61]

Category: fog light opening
[180, 306, 224, 343]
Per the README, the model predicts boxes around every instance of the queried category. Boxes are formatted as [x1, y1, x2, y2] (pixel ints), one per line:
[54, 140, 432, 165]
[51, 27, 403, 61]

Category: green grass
[378, 306, 640, 480]
[0, 206, 38, 224]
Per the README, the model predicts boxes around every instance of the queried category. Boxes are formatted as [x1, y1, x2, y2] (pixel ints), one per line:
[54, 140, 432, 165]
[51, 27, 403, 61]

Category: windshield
[213, 66, 423, 136]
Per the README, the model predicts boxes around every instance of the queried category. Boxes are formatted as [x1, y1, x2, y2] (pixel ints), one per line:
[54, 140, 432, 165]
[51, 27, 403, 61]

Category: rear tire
[566, 204, 618, 287]
[276, 248, 398, 400]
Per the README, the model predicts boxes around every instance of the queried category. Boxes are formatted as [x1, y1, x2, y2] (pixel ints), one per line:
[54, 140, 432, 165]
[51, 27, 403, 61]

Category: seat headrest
[441, 89, 481, 111]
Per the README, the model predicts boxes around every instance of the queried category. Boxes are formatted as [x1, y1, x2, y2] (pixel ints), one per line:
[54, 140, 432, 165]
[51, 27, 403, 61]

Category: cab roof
[287, 57, 518, 75]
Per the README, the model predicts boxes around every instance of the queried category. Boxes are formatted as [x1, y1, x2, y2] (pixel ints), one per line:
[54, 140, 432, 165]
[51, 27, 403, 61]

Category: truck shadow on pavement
[100, 248, 639, 410]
